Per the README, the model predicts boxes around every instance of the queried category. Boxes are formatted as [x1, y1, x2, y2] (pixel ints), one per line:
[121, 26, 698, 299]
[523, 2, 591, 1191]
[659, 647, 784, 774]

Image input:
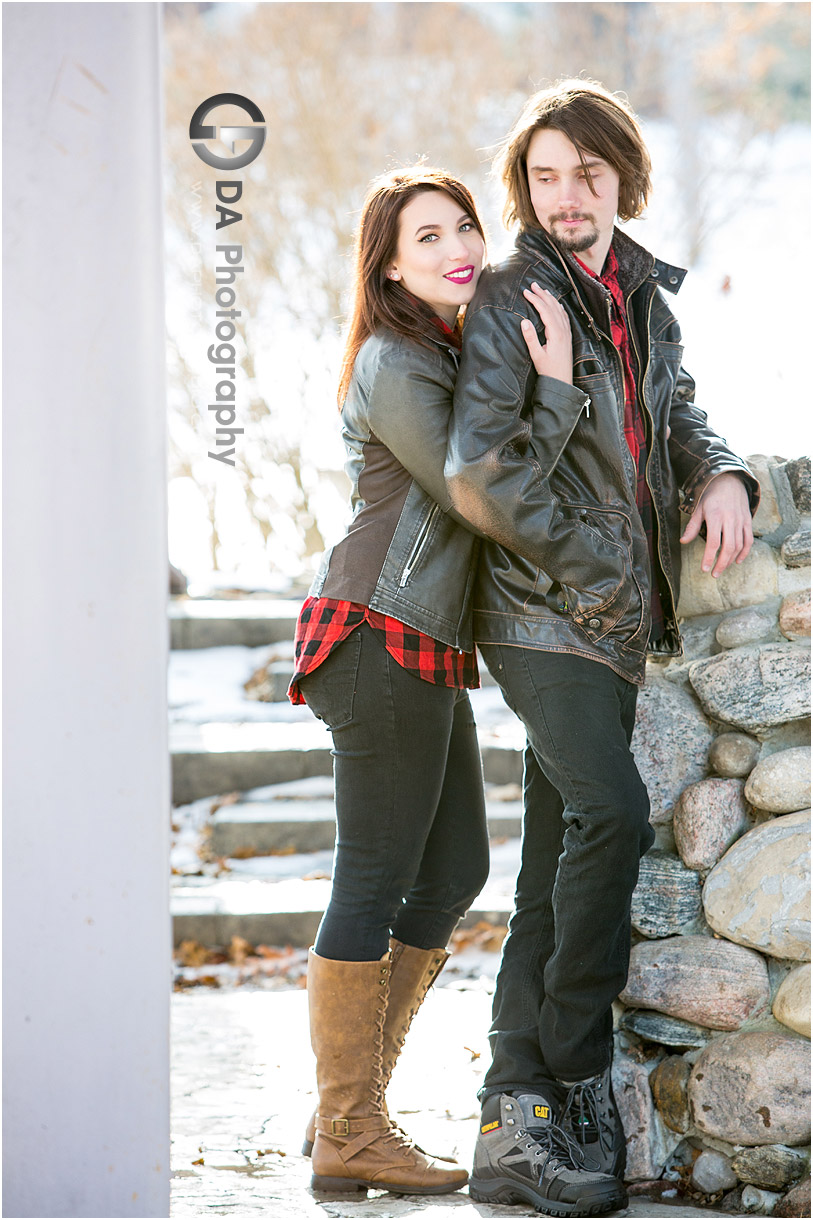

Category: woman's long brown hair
[337, 167, 486, 406]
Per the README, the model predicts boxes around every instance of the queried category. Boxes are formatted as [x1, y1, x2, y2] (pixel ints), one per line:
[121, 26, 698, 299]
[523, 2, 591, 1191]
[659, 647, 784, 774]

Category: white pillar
[2, 4, 170, 1215]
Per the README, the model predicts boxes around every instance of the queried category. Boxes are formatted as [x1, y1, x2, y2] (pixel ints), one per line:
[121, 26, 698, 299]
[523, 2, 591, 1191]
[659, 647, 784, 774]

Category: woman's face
[386, 190, 485, 326]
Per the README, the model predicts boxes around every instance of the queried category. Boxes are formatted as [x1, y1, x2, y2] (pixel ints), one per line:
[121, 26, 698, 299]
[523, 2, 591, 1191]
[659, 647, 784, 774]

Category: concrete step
[172, 838, 521, 948]
[171, 720, 333, 805]
[209, 794, 523, 856]
[170, 720, 523, 806]
[172, 893, 516, 951]
[169, 598, 303, 649]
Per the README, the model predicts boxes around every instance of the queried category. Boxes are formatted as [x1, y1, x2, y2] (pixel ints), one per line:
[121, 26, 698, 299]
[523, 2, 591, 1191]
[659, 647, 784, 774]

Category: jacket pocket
[556, 503, 633, 633]
[399, 503, 441, 587]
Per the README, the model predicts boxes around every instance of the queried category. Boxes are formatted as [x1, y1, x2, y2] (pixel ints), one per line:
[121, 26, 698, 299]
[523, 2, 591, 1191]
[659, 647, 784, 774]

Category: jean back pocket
[297, 627, 362, 730]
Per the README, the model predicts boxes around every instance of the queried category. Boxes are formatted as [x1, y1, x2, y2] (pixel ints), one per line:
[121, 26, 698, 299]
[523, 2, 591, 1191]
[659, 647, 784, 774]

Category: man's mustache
[549, 212, 596, 224]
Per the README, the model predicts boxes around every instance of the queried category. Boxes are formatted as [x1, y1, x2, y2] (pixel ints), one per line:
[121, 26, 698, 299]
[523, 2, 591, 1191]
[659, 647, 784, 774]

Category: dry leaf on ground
[228, 935, 254, 964]
[450, 921, 507, 953]
[176, 939, 215, 967]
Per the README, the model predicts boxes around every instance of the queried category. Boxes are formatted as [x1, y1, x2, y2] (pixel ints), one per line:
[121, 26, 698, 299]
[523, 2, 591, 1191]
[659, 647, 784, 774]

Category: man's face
[525, 127, 620, 261]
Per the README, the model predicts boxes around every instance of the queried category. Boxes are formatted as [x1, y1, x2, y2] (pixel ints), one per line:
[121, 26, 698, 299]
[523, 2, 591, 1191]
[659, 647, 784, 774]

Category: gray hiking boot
[469, 1092, 628, 1216]
[559, 1067, 627, 1179]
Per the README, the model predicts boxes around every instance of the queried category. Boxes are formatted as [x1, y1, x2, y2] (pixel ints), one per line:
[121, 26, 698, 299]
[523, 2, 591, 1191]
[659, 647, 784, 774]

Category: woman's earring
[387, 271, 400, 281]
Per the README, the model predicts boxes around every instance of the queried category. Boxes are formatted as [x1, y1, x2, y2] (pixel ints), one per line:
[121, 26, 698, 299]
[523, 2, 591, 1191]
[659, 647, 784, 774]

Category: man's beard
[547, 213, 600, 254]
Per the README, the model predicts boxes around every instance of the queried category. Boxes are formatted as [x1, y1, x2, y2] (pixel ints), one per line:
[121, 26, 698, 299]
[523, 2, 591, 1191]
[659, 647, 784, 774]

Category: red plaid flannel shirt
[574, 247, 666, 640]
[287, 597, 479, 703]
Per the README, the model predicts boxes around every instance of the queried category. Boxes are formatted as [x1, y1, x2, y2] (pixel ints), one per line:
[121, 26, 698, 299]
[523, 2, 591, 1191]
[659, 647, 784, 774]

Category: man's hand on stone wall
[680, 472, 754, 578]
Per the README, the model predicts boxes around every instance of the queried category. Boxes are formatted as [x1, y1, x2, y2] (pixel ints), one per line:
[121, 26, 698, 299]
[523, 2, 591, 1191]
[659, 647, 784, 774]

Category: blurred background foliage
[162, 2, 810, 591]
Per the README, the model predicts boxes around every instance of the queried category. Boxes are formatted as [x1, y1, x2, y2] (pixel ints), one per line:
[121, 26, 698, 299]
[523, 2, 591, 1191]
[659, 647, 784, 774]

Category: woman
[287, 167, 490, 1196]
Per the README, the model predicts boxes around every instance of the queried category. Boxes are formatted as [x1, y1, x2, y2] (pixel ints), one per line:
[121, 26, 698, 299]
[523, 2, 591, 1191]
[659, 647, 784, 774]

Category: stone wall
[614, 455, 811, 1215]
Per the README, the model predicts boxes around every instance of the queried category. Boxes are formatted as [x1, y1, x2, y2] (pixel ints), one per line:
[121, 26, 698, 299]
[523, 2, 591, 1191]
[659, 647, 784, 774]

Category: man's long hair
[337, 167, 486, 406]
[494, 79, 652, 231]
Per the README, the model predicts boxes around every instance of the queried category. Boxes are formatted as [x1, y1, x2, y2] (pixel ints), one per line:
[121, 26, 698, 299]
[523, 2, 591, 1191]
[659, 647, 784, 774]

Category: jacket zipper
[399, 503, 440, 587]
[627, 285, 680, 627]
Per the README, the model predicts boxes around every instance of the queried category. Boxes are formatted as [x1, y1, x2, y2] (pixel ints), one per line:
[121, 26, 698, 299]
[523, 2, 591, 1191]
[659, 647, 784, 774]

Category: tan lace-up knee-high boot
[307, 947, 467, 1194]
[302, 939, 450, 1157]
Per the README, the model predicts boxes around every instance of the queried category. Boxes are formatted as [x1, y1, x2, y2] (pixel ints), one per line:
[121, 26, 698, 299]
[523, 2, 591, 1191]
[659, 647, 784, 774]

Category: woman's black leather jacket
[310, 328, 481, 651]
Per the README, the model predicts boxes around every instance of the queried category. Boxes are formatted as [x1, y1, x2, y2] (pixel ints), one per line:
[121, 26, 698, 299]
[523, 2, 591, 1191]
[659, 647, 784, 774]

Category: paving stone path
[171, 982, 729, 1218]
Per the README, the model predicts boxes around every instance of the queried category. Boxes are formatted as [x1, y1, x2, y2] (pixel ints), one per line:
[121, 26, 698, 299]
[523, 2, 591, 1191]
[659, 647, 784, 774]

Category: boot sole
[301, 1138, 314, 1157]
[311, 1173, 468, 1195]
[469, 1175, 627, 1216]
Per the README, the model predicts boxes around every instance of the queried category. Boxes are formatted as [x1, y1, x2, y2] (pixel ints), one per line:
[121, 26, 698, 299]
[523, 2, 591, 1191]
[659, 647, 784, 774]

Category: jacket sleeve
[444, 302, 599, 581]
[667, 365, 760, 513]
[362, 341, 488, 535]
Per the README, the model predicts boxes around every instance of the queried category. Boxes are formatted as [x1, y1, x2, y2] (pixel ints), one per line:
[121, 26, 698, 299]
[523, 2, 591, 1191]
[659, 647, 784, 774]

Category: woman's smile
[444, 265, 475, 284]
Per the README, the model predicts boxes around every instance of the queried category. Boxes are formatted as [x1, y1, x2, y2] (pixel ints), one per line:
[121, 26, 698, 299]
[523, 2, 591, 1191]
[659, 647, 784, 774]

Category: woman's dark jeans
[298, 623, 490, 962]
[477, 643, 655, 1094]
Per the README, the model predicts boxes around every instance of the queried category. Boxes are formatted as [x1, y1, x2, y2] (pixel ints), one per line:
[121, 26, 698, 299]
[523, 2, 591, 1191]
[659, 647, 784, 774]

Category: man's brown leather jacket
[445, 225, 760, 686]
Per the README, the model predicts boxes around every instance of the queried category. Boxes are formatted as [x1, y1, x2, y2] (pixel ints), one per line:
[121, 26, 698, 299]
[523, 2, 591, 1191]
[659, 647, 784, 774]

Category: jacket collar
[516, 223, 687, 304]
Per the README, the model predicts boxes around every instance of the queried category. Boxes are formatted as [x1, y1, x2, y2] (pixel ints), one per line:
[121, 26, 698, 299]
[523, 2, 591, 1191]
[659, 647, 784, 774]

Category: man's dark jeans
[477, 644, 655, 1096]
[298, 623, 490, 962]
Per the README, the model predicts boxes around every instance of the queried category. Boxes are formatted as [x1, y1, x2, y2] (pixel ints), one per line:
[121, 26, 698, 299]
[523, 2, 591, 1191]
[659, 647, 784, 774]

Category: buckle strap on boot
[316, 1114, 391, 1136]
[335, 1128, 390, 1165]
[316, 1114, 396, 1166]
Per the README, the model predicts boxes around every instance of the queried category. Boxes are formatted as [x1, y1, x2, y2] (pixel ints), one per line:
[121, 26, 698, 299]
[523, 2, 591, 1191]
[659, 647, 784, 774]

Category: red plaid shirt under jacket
[574, 246, 666, 640]
[287, 598, 479, 704]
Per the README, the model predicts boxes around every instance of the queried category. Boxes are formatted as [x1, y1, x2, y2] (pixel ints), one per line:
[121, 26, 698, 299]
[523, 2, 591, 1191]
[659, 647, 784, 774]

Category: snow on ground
[169, 644, 308, 724]
[173, 940, 502, 995]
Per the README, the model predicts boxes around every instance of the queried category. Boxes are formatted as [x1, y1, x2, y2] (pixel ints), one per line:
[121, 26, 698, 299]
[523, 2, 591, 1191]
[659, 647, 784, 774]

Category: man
[445, 80, 759, 1215]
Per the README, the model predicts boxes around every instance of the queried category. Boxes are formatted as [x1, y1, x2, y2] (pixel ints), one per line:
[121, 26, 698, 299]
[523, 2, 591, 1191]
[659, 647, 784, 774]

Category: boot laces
[517, 1121, 587, 1181]
[387, 965, 439, 1070]
[381, 1124, 419, 1155]
[369, 953, 390, 1111]
[563, 1076, 614, 1161]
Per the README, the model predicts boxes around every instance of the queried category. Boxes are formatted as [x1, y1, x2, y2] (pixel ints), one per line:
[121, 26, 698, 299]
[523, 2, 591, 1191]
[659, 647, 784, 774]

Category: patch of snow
[169, 644, 307, 724]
